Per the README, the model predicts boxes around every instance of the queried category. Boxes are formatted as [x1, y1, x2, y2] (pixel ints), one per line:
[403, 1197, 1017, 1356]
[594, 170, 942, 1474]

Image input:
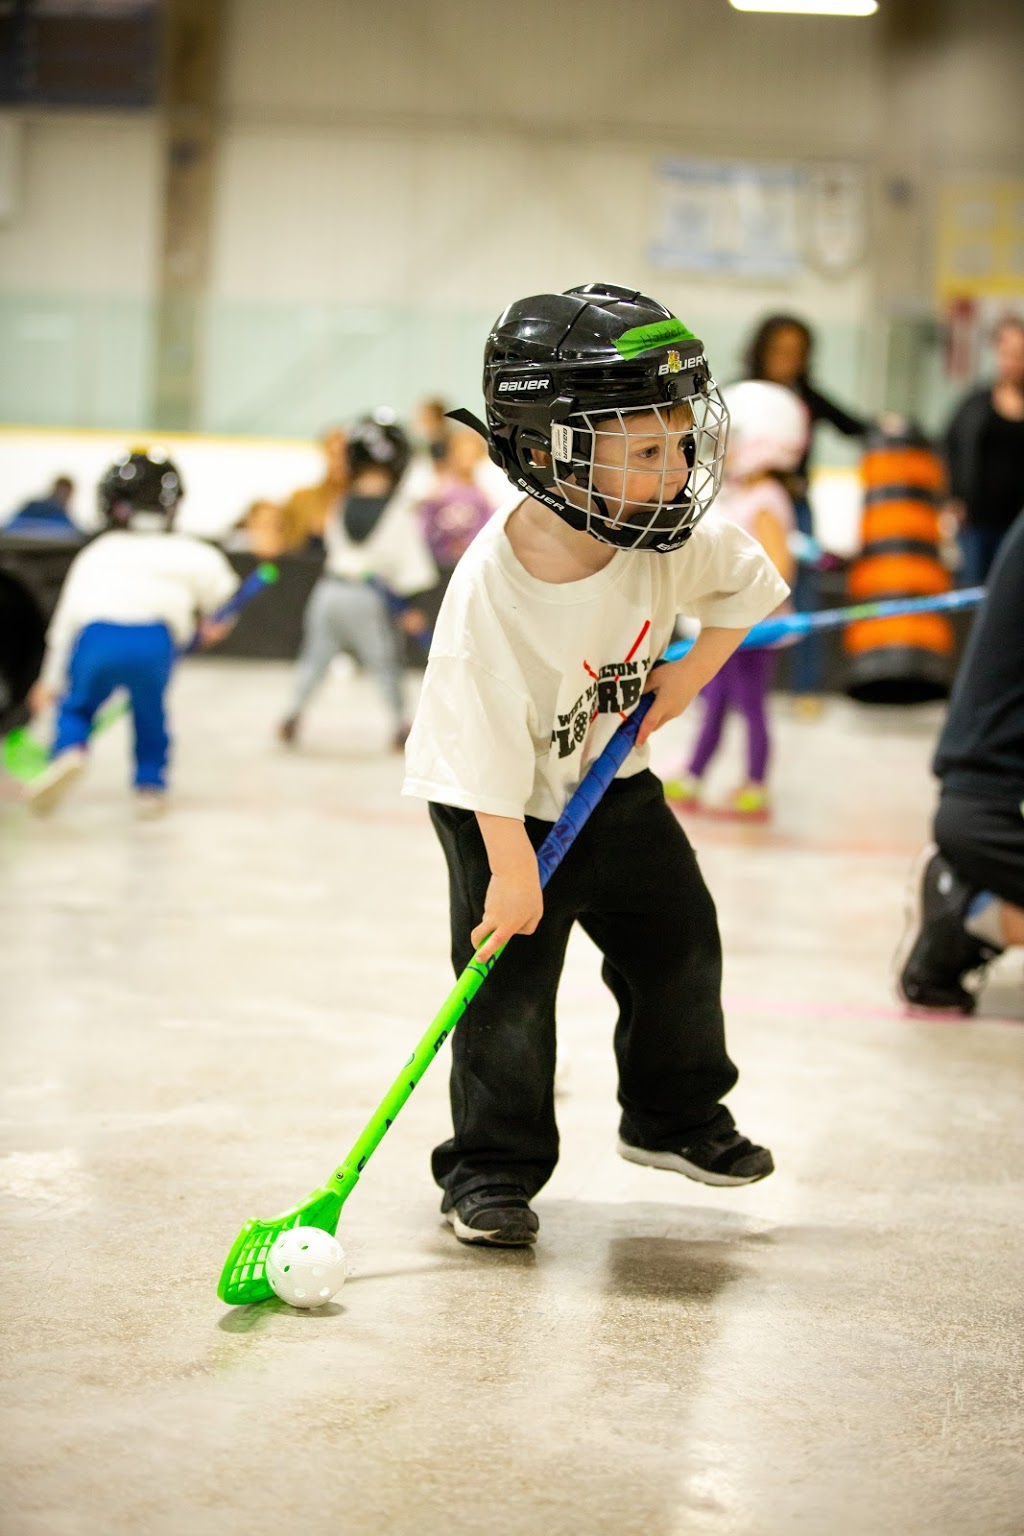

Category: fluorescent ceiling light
[729, 0, 878, 14]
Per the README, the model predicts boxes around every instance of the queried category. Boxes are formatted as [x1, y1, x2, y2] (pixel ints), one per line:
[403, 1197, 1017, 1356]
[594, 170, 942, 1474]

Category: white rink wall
[0, 426, 323, 538]
[0, 424, 865, 554]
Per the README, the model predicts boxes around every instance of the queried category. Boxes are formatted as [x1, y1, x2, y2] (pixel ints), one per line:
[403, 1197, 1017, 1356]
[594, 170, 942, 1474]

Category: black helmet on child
[346, 410, 411, 484]
[98, 450, 183, 531]
[471, 282, 728, 552]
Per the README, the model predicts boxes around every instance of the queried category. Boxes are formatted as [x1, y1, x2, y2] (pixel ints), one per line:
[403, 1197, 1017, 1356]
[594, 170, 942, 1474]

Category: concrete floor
[1, 659, 1022, 1536]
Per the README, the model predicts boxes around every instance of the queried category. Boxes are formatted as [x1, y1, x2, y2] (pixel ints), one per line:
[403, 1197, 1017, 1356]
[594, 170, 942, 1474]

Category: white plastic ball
[265, 1226, 347, 1308]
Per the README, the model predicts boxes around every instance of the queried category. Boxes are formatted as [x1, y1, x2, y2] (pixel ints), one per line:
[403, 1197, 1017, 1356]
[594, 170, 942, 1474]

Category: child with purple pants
[665, 381, 806, 821]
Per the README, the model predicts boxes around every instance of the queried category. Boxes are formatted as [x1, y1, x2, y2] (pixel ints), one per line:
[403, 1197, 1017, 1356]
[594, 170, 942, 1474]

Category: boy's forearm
[475, 811, 535, 876]
[659, 625, 748, 703]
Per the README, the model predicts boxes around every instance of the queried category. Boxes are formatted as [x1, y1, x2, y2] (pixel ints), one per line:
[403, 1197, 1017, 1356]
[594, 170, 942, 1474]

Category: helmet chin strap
[445, 407, 491, 443]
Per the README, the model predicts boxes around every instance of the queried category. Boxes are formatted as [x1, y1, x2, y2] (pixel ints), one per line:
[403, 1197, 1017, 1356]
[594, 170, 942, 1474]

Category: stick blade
[217, 1188, 343, 1305]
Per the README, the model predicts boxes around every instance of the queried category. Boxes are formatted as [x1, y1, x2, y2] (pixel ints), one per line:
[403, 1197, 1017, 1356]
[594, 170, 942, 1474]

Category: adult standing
[943, 316, 1024, 586]
[743, 314, 870, 704]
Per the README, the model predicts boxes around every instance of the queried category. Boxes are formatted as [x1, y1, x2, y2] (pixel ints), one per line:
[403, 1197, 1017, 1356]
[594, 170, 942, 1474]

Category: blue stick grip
[535, 696, 653, 888]
[184, 563, 279, 654]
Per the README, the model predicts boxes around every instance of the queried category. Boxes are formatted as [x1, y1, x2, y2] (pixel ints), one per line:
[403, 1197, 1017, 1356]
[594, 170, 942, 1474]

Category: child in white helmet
[664, 380, 806, 821]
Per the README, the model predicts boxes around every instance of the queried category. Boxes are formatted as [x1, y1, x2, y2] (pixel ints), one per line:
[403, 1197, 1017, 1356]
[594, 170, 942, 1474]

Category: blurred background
[0, 0, 1022, 538]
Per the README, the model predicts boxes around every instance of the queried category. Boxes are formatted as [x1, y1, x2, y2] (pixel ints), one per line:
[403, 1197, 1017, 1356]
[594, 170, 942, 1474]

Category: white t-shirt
[324, 468, 437, 597]
[402, 497, 790, 822]
[42, 530, 238, 688]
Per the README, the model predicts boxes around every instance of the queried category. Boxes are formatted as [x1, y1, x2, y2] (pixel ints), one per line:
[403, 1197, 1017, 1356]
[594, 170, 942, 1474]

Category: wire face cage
[548, 388, 729, 551]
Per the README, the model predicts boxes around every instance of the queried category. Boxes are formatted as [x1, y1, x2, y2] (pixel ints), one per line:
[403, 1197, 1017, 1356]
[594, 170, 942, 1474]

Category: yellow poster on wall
[936, 179, 1024, 301]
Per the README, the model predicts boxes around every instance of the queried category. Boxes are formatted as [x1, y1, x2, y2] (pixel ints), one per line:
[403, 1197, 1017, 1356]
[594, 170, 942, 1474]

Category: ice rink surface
[2, 659, 1022, 1536]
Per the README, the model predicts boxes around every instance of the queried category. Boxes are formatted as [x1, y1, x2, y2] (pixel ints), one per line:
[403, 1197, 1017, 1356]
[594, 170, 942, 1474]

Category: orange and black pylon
[844, 427, 954, 704]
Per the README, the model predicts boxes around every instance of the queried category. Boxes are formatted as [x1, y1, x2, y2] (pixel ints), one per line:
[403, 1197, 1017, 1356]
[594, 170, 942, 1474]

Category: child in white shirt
[29, 451, 238, 814]
[278, 414, 436, 751]
[403, 283, 788, 1247]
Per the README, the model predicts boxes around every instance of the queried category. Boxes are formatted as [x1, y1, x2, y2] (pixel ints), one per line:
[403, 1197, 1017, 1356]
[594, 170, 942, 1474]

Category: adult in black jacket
[898, 508, 1024, 1013]
[743, 314, 870, 701]
[944, 316, 1024, 585]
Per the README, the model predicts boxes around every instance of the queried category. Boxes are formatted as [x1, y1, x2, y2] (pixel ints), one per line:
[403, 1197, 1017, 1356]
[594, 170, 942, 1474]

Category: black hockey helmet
[98, 450, 183, 531]
[458, 283, 728, 552]
[346, 409, 412, 484]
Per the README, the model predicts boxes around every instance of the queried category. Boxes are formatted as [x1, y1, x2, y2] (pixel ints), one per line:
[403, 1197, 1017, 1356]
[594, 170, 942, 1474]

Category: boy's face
[568, 403, 694, 525]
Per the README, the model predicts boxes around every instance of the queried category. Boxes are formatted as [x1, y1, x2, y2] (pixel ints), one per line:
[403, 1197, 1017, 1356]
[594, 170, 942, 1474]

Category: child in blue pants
[29, 451, 237, 814]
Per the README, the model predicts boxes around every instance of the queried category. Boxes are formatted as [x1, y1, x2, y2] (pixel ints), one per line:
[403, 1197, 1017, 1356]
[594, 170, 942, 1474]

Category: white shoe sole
[27, 752, 86, 815]
[444, 1209, 537, 1246]
[892, 842, 937, 1006]
[616, 1137, 771, 1187]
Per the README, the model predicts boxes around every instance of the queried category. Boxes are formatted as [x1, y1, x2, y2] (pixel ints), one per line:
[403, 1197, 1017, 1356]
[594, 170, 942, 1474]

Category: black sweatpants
[428, 770, 738, 1203]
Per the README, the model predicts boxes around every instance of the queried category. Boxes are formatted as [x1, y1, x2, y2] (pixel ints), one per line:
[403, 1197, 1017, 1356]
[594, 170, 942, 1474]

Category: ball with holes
[265, 1227, 347, 1308]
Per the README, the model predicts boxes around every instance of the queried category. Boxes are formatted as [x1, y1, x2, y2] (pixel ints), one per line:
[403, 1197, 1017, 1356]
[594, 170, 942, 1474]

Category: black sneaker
[897, 849, 999, 1016]
[617, 1130, 774, 1187]
[442, 1186, 539, 1247]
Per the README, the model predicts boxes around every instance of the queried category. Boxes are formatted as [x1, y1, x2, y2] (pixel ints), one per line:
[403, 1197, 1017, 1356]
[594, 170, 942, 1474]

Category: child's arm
[471, 813, 545, 964]
[635, 625, 748, 748]
[188, 542, 242, 648]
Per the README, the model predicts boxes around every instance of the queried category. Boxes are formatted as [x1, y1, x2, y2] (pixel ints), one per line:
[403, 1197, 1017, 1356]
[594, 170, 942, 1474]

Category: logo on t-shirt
[550, 620, 652, 760]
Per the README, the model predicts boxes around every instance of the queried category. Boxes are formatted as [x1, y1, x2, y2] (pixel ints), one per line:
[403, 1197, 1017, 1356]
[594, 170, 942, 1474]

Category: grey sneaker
[442, 1187, 539, 1247]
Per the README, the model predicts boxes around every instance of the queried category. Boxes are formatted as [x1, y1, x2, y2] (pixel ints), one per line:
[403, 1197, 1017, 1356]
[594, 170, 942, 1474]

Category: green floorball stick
[217, 691, 655, 1305]
[1, 564, 279, 785]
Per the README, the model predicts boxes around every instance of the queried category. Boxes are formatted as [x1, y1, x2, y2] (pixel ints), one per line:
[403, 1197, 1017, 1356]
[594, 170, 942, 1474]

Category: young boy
[403, 283, 790, 1247]
[28, 450, 238, 815]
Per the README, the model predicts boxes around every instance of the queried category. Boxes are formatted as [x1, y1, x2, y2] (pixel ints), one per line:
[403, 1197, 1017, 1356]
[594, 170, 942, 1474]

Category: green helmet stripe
[613, 318, 696, 360]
